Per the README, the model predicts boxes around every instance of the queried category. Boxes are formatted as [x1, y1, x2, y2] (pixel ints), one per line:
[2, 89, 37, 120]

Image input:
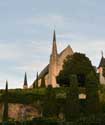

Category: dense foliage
[57, 52, 97, 87]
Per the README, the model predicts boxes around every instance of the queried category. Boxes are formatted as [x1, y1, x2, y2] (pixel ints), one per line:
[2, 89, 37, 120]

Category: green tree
[57, 52, 97, 86]
[85, 72, 100, 114]
[43, 88, 57, 117]
[65, 75, 79, 120]
[2, 80, 8, 122]
[33, 72, 39, 88]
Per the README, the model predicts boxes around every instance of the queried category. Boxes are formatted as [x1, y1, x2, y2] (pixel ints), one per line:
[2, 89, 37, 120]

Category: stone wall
[0, 103, 42, 121]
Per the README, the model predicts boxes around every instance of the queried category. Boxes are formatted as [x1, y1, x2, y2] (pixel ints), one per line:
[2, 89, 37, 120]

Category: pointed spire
[98, 51, 105, 68]
[52, 30, 57, 55]
[24, 72, 28, 86]
[53, 30, 56, 42]
[101, 50, 104, 58]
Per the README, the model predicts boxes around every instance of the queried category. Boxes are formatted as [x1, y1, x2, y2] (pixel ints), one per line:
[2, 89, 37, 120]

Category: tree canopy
[57, 52, 97, 86]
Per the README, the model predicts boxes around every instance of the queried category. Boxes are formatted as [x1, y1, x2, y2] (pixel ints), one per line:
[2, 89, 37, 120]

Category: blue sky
[0, 0, 105, 89]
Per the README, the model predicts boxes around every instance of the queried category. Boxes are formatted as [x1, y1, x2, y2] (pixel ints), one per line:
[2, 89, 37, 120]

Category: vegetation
[65, 75, 79, 120]
[57, 52, 97, 87]
[41, 77, 46, 88]
[0, 53, 105, 123]
[2, 81, 8, 122]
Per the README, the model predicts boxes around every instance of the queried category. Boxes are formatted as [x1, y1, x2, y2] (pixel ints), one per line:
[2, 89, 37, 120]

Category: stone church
[33, 31, 74, 88]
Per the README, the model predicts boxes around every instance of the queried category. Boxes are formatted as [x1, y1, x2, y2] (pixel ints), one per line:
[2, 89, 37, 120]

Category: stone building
[33, 31, 74, 88]
[97, 52, 105, 84]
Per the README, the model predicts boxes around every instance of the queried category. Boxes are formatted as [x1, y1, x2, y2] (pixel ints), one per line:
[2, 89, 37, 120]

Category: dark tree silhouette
[2, 80, 8, 122]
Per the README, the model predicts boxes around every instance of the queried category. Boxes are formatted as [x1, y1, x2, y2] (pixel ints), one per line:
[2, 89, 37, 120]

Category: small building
[97, 52, 105, 84]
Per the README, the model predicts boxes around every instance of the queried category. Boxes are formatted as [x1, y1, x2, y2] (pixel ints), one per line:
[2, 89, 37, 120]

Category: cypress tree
[2, 80, 8, 122]
[33, 81, 35, 89]
[33, 72, 39, 88]
[41, 77, 46, 88]
[35, 72, 39, 88]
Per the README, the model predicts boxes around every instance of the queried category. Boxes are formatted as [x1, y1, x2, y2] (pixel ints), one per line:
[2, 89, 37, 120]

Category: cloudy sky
[0, 0, 105, 89]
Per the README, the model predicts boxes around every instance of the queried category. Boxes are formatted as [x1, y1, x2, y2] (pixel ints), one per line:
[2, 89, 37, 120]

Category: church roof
[59, 45, 73, 57]
[38, 64, 49, 79]
[98, 56, 105, 68]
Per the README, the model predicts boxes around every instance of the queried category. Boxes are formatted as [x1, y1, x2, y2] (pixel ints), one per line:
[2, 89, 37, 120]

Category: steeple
[52, 30, 57, 55]
[23, 72, 28, 89]
[53, 30, 56, 42]
[101, 50, 104, 58]
[98, 51, 105, 68]
[49, 30, 58, 87]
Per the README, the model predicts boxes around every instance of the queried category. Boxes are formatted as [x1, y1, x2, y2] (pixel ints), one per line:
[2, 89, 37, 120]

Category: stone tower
[48, 30, 58, 87]
[23, 72, 28, 89]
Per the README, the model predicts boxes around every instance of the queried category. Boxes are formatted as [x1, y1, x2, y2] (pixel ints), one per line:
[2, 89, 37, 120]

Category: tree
[65, 75, 79, 120]
[43, 88, 57, 117]
[57, 52, 97, 87]
[85, 72, 100, 114]
[40, 77, 46, 88]
[36, 72, 39, 88]
[2, 80, 8, 122]
[33, 72, 39, 88]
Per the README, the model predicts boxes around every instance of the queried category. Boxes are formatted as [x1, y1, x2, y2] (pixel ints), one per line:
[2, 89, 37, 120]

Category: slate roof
[98, 57, 105, 68]
[38, 64, 49, 79]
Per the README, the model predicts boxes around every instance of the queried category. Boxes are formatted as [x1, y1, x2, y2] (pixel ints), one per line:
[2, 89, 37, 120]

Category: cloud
[17, 15, 66, 28]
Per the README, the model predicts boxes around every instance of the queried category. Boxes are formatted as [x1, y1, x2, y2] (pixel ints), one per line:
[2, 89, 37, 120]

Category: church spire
[23, 72, 28, 89]
[52, 30, 57, 55]
[101, 50, 104, 58]
[53, 30, 56, 42]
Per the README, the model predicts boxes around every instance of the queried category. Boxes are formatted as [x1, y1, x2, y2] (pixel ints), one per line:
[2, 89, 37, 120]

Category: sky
[0, 0, 105, 89]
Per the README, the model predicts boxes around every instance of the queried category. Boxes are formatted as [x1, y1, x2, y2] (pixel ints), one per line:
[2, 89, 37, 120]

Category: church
[23, 31, 105, 89]
[32, 31, 74, 88]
